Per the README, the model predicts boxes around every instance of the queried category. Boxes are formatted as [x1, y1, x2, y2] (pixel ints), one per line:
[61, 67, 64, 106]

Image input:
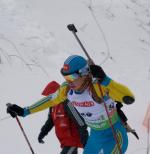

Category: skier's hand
[38, 133, 45, 144]
[7, 104, 24, 118]
[90, 65, 106, 83]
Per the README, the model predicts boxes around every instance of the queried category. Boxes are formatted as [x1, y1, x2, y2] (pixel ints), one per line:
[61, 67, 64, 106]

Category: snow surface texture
[0, 0, 150, 153]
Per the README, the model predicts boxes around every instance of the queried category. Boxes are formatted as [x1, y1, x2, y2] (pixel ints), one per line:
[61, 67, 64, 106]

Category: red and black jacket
[39, 102, 88, 148]
[39, 81, 88, 148]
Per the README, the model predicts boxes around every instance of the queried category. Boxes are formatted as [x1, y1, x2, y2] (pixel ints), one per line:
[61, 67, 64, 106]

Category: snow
[0, 0, 150, 153]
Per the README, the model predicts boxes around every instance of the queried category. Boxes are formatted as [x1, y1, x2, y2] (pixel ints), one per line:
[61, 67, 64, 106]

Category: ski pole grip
[67, 24, 77, 33]
[67, 23, 93, 61]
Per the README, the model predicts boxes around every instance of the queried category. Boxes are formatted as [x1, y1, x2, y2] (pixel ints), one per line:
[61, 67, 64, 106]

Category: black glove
[38, 133, 45, 144]
[90, 65, 106, 83]
[122, 96, 135, 105]
[7, 104, 24, 118]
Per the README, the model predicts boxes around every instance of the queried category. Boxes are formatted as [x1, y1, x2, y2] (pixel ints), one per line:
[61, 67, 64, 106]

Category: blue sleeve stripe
[23, 107, 30, 117]
[101, 76, 111, 86]
[28, 96, 51, 110]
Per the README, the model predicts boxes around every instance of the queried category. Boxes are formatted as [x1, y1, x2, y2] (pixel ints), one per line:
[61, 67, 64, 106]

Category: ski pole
[6, 103, 35, 154]
[67, 24, 122, 154]
[67, 24, 92, 61]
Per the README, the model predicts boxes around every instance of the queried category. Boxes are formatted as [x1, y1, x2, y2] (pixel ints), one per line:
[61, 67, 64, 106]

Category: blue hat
[61, 55, 88, 75]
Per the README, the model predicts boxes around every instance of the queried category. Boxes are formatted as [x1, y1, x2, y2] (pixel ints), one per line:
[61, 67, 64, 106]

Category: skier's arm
[38, 108, 54, 143]
[7, 84, 68, 117]
[101, 78, 135, 104]
[27, 85, 67, 114]
[90, 65, 135, 104]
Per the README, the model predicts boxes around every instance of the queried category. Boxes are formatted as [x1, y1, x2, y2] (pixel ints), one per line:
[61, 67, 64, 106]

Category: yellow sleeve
[28, 84, 68, 114]
[94, 78, 135, 104]
[105, 80, 135, 103]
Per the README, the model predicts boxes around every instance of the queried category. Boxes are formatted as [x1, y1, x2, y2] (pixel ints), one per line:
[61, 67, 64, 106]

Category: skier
[7, 55, 135, 154]
[38, 81, 88, 154]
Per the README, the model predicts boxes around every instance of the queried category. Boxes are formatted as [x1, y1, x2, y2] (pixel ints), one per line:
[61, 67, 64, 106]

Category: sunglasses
[63, 73, 80, 82]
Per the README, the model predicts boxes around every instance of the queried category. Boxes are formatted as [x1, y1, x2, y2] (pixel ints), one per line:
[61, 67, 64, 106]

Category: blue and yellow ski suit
[25, 77, 135, 154]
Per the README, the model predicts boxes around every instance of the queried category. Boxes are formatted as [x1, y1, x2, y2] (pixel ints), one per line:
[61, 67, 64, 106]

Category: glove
[38, 133, 45, 144]
[122, 96, 135, 104]
[7, 104, 24, 118]
[90, 65, 106, 83]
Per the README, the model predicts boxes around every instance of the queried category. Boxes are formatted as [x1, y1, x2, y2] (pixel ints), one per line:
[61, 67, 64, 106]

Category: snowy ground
[0, 0, 150, 153]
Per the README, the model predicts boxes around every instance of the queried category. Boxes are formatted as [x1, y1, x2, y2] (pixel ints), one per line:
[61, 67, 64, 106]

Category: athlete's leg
[83, 122, 128, 154]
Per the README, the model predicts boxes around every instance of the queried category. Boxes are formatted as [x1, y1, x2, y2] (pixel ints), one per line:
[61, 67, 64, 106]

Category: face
[65, 75, 87, 90]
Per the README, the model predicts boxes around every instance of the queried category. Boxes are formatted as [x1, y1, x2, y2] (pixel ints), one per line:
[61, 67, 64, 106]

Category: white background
[0, 0, 150, 153]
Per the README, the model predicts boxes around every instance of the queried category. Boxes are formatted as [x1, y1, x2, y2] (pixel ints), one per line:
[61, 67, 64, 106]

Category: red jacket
[51, 103, 83, 148]
[41, 81, 84, 148]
